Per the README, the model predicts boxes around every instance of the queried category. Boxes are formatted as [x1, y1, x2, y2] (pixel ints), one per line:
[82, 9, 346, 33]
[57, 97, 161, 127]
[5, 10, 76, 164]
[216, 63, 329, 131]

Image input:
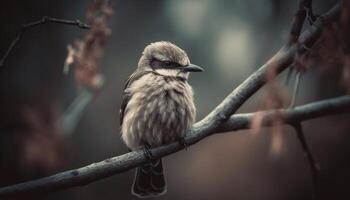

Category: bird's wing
[119, 70, 152, 126]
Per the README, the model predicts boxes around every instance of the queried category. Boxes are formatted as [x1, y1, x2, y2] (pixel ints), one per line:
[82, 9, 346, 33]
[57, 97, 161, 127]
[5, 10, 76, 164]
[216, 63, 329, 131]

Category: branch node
[42, 16, 48, 23]
[218, 113, 227, 121]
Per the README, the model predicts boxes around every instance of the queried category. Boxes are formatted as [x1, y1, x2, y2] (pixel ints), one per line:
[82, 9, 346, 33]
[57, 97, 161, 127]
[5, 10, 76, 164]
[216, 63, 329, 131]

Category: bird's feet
[177, 136, 188, 149]
[142, 144, 155, 160]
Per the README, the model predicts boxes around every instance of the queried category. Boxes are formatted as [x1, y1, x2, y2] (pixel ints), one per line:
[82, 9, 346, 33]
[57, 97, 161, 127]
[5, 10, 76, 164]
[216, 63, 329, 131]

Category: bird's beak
[182, 64, 204, 72]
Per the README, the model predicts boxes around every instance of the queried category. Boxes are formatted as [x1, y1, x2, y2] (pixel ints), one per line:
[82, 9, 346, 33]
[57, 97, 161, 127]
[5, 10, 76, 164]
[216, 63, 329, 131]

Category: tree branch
[287, 0, 309, 45]
[0, 16, 89, 67]
[286, 0, 315, 107]
[59, 89, 95, 136]
[292, 123, 319, 199]
[217, 95, 350, 132]
[286, 3, 319, 196]
[0, 94, 348, 196]
[0, 2, 342, 197]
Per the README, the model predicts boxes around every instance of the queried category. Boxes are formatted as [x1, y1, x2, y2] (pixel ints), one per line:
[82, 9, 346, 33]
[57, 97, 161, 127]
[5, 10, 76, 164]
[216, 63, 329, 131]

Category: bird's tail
[132, 159, 166, 198]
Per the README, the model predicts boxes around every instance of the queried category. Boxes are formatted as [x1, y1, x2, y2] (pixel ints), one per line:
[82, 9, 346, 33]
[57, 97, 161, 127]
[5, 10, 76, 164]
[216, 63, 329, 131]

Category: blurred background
[1, 0, 350, 200]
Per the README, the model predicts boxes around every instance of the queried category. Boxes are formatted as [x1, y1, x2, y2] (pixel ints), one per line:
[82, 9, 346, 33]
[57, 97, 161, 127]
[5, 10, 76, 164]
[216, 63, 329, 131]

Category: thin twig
[285, 0, 310, 85]
[0, 16, 90, 67]
[287, 3, 317, 195]
[287, 0, 309, 45]
[290, 72, 302, 108]
[305, 0, 317, 24]
[0, 95, 348, 196]
[287, 0, 316, 108]
[292, 123, 319, 199]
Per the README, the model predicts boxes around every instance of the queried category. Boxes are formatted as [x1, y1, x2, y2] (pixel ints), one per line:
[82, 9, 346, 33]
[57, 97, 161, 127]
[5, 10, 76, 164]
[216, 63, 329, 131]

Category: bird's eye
[164, 61, 172, 66]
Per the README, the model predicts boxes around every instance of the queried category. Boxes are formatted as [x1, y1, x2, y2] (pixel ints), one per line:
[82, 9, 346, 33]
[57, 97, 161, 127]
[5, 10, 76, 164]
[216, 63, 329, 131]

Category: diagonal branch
[0, 95, 348, 196]
[0, 16, 90, 67]
[0, 2, 342, 197]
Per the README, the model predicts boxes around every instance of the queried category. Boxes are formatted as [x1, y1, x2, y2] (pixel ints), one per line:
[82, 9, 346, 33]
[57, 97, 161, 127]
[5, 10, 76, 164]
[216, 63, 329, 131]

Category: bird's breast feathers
[121, 72, 196, 149]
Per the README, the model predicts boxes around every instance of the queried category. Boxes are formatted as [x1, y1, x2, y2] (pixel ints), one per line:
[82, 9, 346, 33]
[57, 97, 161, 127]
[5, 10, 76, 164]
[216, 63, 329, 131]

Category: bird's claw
[142, 145, 154, 160]
[177, 136, 188, 149]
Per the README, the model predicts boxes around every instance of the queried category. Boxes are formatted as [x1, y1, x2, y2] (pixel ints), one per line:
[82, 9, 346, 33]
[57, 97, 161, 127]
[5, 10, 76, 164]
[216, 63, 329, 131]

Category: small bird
[119, 41, 203, 198]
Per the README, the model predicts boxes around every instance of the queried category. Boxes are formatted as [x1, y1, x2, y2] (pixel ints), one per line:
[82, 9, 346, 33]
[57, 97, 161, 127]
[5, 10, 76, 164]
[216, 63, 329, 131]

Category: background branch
[286, 0, 315, 107]
[287, 0, 309, 45]
[187, 2, 340, 144]
[58, 89, 95, 136]
[0, 16, 89, 67]
[293, 123, 319, 199]
[286, 3, 318, 196]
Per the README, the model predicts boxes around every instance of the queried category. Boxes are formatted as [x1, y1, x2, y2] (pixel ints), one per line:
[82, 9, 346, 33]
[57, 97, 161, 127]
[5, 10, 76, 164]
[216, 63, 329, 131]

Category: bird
[119, 41, 203, 198]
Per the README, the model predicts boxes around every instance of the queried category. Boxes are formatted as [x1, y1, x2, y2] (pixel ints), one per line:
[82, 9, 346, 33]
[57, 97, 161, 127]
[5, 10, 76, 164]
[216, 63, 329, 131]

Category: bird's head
[137, 41, 203, 79]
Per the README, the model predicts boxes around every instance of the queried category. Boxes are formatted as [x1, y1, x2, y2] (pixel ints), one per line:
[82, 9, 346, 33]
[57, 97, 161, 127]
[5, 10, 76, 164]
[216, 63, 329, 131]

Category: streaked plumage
[119, 41, 202, 198]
